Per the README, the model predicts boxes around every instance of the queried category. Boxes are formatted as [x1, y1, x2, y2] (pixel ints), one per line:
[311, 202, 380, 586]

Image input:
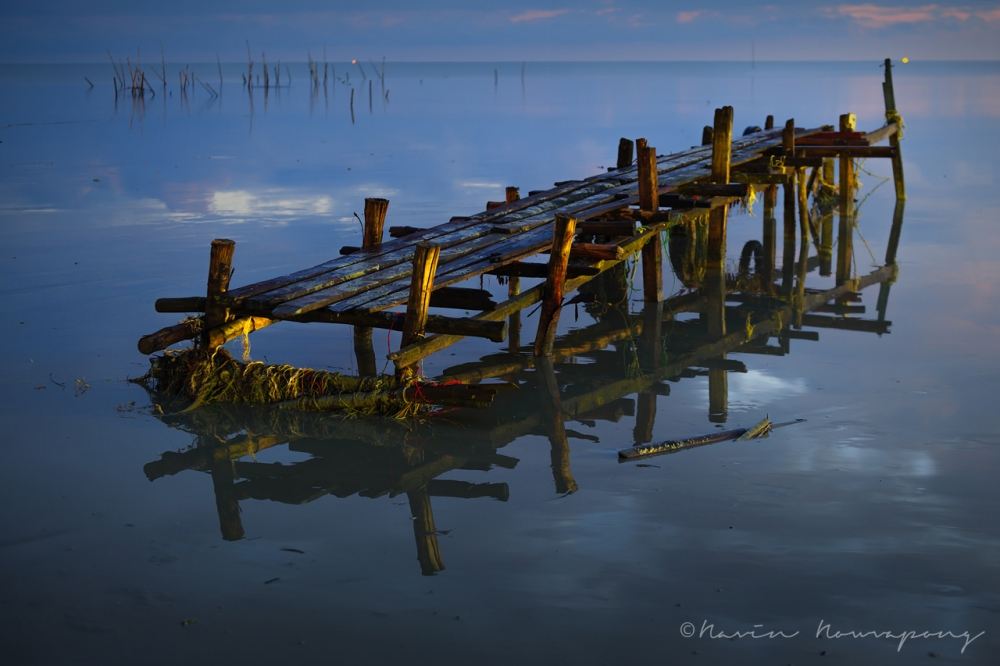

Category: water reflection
[140, 192, 905, 576]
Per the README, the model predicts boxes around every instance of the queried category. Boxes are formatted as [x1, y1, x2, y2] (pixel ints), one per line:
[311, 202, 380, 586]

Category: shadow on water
[138, 194, 906, 576]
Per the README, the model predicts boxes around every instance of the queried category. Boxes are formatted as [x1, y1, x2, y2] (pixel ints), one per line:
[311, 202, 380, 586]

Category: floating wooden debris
[618, 415, 781, 461]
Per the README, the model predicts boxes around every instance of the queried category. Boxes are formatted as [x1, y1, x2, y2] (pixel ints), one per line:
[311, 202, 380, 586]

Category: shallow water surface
[0, 61, 998, 665]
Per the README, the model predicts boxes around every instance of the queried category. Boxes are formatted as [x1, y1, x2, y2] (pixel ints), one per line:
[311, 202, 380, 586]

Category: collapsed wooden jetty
[138, 59, 905, 413]
[140, 186, 906, 570]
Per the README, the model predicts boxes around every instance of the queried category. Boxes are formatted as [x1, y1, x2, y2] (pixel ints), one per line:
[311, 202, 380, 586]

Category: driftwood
[618, 416, 773, 461]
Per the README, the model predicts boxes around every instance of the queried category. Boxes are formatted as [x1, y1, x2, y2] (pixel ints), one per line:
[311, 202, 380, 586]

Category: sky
[1, 1, 998, 62]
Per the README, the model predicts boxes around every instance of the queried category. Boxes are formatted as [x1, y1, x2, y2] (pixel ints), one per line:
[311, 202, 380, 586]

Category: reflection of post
[633, 302, 663, 444]
[536, 357, 577, 495]
[885, 198, 906, 265]
[836, 113, 855, 286]
[762, 182, 777, 285]
[407, 488, 445, 576]
[877, 198, 906, 322]
[207, 440, 245, 541]
[705, 266, 728, 423]
[354, 198, 389, 376]
[818, 211, 834, 276]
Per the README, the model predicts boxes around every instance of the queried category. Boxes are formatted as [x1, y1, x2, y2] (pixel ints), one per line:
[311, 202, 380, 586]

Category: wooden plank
[224, 129, 789, 304]
[325, 131, 808, 316]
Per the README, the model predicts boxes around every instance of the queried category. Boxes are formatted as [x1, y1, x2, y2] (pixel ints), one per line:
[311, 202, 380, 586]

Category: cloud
[509, 8, 571, 24]
[831, 4, 939, 28]
[829, 3, 1000, 28]
[676, 10, 707, 24]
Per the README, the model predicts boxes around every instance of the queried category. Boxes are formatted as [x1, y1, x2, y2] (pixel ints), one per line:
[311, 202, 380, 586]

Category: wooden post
[355, 198, 389, 376]
[797, 165, 810, 243]
[397, 243, 441, 376]
[534, 214, 577, 357]
[837, 113, 855, 286]
[707, 106, 733, 270]
[407, 489, 444, 575]
[701, 125, 714, 146]
[505, 186, 520, 203]
[362, 197, 389, 250]
[883, 58, 906, 200]
[507, 276, 521, 353]
[638, 143, 663, 302]
[616, 138, 634, 169]
[782, 119, 797, 293]
[635, 137, 648, 155]
[764, 114, 774, 130]
[204, 239, 235, 344]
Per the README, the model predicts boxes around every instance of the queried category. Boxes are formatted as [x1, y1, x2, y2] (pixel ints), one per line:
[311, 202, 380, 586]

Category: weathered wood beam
[399, 242, 442, 367]
[534, 214, 576, 357]
[638, 142, 663, 302]
[204, 239, 235, 337]
[616, 137, 634, 169]
[883, 58, 906, 200]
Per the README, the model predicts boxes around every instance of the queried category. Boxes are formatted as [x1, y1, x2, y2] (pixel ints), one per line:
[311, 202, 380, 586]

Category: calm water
[1, 61, 998, 664]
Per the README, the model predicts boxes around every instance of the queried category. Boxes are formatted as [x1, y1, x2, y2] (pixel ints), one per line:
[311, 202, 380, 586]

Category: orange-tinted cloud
[830, 4, 1000, 28]
[509, 9, 571, 24]
[676, 10, 704, 24]
[831, 4, 939, 28]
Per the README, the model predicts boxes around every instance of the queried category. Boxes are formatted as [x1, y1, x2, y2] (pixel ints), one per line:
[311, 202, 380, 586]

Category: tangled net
[133, 348, 430, 419]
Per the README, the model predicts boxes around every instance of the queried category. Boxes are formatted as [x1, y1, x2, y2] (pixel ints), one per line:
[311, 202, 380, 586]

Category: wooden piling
[505, 186, 520, 204]
[507, 276, 521, 353]
[781, 119, 797, 290]
[701, 126, 714, 146]
[638, 143, 663, 302]
[764, 114, 774, 130]
[837, 113, 855, 286]
[883, 58, 906, 200]
[533, 214, 577, 357]
[362, 197, 389, 250]
[616, 138, 634, 169]
[355, 198, 389, 376]
[707, 106, 733, 270]
[397, 242, 441, 376]
[797, 163, 810, 242]
[204, 239, 235, 343]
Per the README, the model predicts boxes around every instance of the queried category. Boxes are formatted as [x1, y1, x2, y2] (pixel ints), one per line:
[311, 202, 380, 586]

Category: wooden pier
[140, 187, 906, 569]
[138, 59, 906, 412]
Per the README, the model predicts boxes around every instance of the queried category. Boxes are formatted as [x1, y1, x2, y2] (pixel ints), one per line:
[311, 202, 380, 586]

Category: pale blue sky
[2, 1, 998, 62]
